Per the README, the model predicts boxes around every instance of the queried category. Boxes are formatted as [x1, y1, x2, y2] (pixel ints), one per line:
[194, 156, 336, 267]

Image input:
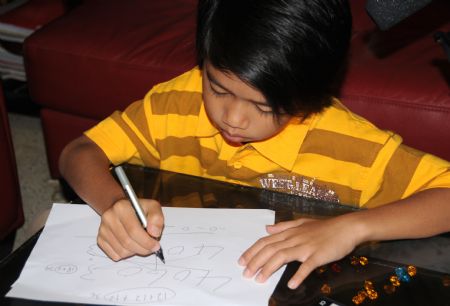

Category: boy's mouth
[221, 129, 246, 145]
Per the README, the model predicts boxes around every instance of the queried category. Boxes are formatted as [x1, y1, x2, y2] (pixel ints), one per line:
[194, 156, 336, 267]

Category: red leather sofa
[23, 0, 450, 179]
[0, 83, 24, 257]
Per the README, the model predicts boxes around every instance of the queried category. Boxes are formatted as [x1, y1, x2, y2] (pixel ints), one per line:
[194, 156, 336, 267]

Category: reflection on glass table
[1, 164, 449, 306]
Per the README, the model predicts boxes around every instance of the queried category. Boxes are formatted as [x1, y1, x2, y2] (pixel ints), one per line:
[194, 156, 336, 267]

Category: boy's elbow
[58, 135, 97, 178]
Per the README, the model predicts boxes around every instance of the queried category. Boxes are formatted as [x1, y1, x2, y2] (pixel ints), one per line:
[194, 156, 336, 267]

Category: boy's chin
[223, 138, 245, 147]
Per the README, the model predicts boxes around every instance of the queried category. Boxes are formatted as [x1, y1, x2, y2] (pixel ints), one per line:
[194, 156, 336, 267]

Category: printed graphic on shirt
[259, 174, 339, 203]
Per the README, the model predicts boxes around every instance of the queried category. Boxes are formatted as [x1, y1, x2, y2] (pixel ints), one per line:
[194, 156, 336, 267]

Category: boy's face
[202, 62, 291, 146]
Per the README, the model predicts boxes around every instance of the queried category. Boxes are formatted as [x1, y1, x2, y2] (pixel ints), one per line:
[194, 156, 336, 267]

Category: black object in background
[365, 0, 432, 30]
[434, 31, 450, 61]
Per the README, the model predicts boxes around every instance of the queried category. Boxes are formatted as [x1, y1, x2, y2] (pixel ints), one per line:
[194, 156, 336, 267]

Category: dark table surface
[1, 164, 449, 306]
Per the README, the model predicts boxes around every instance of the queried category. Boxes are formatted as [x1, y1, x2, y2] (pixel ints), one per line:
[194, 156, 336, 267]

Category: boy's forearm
[348, 188, 450, 245]
[59, 136, 125, 215]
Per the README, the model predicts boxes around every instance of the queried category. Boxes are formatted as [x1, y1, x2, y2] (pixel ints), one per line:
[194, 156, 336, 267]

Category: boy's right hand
[96, 198, 164, 261]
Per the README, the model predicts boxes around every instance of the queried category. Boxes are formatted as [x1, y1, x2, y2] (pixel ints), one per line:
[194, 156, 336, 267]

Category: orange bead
[316, 265, 327, 274]
[351, 256, 360, 266]
[384, 284, 396, 294]
[359, 256, 369, 266]
[366, 289, 378, 300]
[351, 296, 361, 305]
[364, 280, 374, 291]
[352, 295, 364, 305]
[443, 275, 450, 287]
[358, 290, 367, 298]
[390, 275, 401, 287]
[331, 262, 342, 273]
[407, 265, 417, 277]
[320, 284, 332, 294]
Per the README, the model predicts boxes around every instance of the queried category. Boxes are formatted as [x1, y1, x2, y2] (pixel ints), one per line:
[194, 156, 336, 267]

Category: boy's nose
[222, 100, 249, 129]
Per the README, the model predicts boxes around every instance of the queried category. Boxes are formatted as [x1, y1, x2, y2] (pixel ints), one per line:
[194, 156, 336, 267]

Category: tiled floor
[8, 112, 66, 250]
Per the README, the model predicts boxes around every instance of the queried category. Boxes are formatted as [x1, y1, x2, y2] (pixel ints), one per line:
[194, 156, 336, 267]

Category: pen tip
[156, 248, 165, 264]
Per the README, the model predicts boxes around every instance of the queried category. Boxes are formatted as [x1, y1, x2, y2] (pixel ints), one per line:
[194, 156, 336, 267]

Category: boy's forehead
[204, 62, 267, 105]
[204, 61, 237, 81]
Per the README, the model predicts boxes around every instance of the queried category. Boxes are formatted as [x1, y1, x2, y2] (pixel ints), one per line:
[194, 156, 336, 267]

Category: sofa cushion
[0, 0, 66, 81]
[0, 0, 65, 33]
[24, 0, 197, 120]
[341, 0, 450, 160]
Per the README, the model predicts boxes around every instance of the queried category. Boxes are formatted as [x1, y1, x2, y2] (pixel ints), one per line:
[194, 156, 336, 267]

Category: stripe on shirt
[155, 136, 235, 178]
[123, 100, 153, 144]
[364, 145, 423, 208]
[300, 129, 383, 167]
[111, 112, 160, 168]
[150, 91, 203, 115]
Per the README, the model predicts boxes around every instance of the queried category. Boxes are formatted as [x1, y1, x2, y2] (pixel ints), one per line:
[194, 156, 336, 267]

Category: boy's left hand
[238, 215, 362, 289]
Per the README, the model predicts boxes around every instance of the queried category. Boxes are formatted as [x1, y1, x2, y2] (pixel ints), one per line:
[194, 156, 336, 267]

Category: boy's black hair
[196, 0, 352, 117]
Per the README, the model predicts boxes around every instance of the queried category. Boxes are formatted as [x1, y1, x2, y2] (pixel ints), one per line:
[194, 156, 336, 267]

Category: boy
[59, 0, 450, 290]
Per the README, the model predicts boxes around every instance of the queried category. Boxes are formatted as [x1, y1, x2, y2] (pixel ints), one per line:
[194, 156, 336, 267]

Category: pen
[114, 165, 165, 263]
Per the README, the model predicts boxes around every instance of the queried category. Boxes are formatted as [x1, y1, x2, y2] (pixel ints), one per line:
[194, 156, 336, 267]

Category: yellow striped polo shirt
[85, 67, 450, 208]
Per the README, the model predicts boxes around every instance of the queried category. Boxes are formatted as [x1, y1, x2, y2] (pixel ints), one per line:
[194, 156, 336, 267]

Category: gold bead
[364, 280, 374, 291]
[352, 295, 364, 305]
[390, 275, 401, 287]
[351, 296, 361, 305]
[358, 290, 368, 300]
[359, 256, 369, 266]
[366, 289, 378, 300]
[320, 283, 331, 294]
[407, 265, 417, 277]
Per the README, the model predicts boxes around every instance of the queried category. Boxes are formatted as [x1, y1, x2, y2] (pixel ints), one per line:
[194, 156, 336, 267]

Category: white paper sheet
[7, 203, 286, 306]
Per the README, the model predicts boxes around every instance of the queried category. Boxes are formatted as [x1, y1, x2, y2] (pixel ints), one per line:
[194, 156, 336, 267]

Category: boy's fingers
[287, 256, 319, 289]
[266, 218, 313, 234]
[243, 243, 279, 278]
[98, 224, 135, 260]
[239, 233, 285, 266]
[97, 237, 121, 261]
[253, 247, 296, 283]
[143, 199, 164, 238]
[245, 238, 305, 281]
[111, 199, 159, 251]
[103, 205, 157, 256]
[118, 216, 160, 254]
[97, 198, 163, 261]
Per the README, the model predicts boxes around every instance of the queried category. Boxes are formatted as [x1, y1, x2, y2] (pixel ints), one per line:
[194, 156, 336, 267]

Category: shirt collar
[251, 116, 311, 171]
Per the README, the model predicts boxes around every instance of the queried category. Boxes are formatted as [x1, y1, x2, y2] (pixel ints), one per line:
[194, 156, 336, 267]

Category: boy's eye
[255, 104, 274, 115]
[209, 83, 229, 96]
